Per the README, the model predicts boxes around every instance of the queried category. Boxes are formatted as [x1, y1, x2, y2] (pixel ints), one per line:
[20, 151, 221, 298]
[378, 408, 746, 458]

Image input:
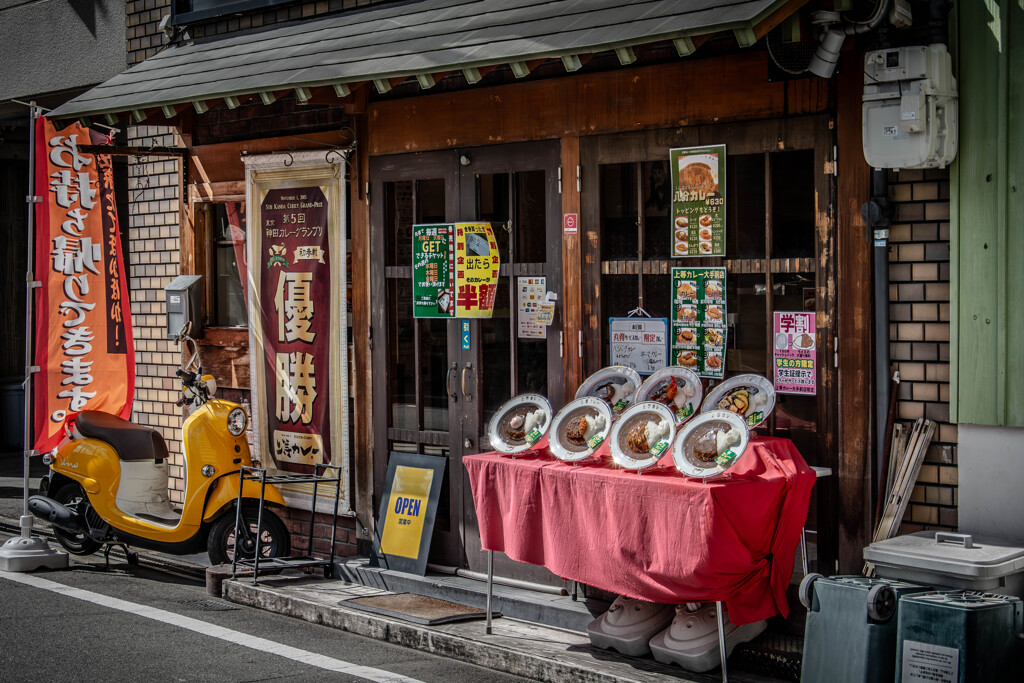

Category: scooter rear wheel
[51, 483, 102, 556]
[207, 506, 290, 566]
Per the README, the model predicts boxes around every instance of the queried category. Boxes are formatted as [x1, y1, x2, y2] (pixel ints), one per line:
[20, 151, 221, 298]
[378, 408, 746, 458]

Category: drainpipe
[865, 170, 892, 511]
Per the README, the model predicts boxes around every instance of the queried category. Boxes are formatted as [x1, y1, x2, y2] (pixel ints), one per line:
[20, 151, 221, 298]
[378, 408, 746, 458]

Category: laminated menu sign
[609, 318, 668, 375]
[671, 267, 727, 379]
[773, 311, 817, 394]
[670, 145, 726, 257]
[518, 276, 547, 339]
[412, 222, 500, 318]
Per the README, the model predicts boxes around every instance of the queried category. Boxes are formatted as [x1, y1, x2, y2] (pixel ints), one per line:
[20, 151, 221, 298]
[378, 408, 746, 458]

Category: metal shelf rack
[231, 464, 342, 584]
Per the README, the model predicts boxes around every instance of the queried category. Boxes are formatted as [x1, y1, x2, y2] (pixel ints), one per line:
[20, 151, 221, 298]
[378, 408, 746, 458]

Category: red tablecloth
[463, 436, 815, 625]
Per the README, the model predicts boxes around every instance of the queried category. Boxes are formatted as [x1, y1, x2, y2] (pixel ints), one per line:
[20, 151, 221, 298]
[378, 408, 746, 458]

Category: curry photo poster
[670, 145, 726, 258]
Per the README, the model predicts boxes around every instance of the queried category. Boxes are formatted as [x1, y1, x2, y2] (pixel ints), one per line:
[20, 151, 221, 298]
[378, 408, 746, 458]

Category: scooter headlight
[227, 407, 248, 436]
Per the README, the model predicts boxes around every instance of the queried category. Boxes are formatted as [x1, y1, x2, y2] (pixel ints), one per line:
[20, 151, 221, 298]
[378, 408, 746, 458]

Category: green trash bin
[800, 574, 930, 683]
[896, 591, 1024, 682]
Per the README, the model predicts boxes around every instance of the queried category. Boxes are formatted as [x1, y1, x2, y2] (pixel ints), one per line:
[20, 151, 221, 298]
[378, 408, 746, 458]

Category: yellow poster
[454, 223, 499, 318]
[379, 465, 434, 559]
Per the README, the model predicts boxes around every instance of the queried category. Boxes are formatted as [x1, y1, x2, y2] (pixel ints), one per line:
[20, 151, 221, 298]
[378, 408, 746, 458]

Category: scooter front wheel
[207, 506, 290, 566]
[50, 483, 102, 556]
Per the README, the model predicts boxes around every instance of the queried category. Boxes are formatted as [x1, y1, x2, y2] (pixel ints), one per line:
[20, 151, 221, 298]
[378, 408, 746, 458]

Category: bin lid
[864, 531, 1024, 579]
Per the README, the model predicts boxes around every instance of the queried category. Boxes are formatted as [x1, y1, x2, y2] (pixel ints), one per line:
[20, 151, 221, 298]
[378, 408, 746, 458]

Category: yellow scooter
[29, 325, 290, 565]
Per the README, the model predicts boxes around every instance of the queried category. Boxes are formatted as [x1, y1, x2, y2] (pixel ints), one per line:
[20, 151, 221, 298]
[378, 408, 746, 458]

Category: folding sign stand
[0, 101, 68, 571]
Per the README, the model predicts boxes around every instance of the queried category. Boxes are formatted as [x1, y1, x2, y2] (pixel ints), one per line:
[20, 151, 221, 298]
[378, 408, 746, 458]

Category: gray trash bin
[896, 590, 1024, 682]
[864, 531, 1024, 598]
[800, 574, 930, 683]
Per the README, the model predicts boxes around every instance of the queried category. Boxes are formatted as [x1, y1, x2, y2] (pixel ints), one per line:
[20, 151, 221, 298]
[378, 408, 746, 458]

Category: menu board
[412, 223, 499, 318]
[671, 267, 727, 379]
[608, 318, 669, 375]
[670, 145, 727, 257]
[773, 311, 817, 394]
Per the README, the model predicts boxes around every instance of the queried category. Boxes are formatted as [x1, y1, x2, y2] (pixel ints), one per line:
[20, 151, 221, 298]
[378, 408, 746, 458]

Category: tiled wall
[887, 168, 958, 532]
[128, 125, 185, 502]
[127, 1, 172, 66]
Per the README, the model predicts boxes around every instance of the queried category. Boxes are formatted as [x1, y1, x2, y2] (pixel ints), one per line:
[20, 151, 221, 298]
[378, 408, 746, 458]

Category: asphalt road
[0, 552, 528, 683]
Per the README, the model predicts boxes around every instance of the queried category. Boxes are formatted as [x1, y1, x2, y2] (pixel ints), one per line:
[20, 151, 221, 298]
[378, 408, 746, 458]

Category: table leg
[486, 550, 494, 635]
[800, 527, 809, 576]
[716, 600, 728, 683]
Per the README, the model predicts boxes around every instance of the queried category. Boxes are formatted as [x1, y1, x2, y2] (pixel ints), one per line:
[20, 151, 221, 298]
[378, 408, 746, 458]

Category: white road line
[1, 570, 424, 683]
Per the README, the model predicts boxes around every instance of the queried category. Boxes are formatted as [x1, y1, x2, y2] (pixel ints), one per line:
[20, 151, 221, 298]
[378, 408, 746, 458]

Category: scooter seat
[75, 411, 170, 462]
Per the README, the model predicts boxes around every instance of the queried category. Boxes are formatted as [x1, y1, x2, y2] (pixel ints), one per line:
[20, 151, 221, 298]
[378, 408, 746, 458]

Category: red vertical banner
[258, 187, 331, 472]
[33, 116, 134, 452]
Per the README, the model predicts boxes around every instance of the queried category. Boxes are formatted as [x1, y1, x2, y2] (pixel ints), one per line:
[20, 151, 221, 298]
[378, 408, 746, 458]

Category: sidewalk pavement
[0, 450, 791, 682]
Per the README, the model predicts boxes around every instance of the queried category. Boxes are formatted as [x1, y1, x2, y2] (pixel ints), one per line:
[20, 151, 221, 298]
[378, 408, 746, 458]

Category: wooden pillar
[835, 51, 874, 572]
[560, 135, 583, 395]
[350, 92, 374, 543]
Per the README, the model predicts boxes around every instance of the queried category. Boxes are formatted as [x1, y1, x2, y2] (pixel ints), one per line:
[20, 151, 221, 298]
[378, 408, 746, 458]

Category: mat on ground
[340, 593, 501, 625]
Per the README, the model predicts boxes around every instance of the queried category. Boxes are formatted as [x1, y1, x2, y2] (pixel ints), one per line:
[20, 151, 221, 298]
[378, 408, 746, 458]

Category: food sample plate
[672, 410, 750, 479]
[575, 366, 642, 416]
[608, 401, 676, 471]
[487, 393, 553, 455]
[635, 367, 703, 425]
[548, 397, 614, 462]
[700, 374, 776, 428]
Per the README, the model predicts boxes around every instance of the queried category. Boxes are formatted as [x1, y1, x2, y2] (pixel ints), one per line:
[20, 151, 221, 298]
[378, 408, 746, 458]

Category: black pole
[870, 169, 891, 512]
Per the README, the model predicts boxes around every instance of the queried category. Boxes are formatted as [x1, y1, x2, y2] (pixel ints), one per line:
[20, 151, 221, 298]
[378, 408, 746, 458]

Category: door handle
[446, 362, 458, 402]
[462, 362, 473, 402]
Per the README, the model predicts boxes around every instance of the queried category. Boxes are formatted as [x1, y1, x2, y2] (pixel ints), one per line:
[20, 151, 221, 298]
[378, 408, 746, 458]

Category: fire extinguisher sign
[563, 213, 578, 234]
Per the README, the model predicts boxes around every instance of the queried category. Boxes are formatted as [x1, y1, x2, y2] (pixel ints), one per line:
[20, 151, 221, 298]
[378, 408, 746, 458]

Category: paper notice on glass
[517, 276, 547, 338]
[773, 311, 817, 395]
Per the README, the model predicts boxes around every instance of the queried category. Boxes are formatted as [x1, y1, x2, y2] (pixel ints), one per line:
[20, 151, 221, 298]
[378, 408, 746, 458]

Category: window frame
[579, 117, 838, 569]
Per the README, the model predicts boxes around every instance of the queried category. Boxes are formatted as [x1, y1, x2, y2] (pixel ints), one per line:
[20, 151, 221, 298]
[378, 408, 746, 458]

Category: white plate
[635, 367, 703, 425]
[575, 366, 642, 416]
[548, 397, 614, 462]
[609, 402, 676, 471]
[487, 394, 552, 455]
[672, 410, 750, 479]
[700, 374, 776, 428]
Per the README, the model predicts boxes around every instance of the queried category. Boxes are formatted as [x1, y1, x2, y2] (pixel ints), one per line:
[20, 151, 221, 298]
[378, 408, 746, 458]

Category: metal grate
[731, 632, 804, 682]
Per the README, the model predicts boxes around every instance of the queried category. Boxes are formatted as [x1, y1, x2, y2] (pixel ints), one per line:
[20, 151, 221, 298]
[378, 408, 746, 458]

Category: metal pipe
[485, 551, 494, 635]
[21, 103, 38, 530]
[716, 600, 728, 682]
[426, 562, 568, 595]
[871, 168, 891, 515]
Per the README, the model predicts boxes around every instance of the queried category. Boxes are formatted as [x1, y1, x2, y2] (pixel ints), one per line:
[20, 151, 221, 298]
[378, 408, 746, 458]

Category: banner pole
[0, 105, 69, 571]
[22, 103, 39, 521]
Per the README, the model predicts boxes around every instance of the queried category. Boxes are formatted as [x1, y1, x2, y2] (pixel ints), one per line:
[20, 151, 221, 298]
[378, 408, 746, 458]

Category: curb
[0, 518, 207, 579]
[223, 577, 718, 683]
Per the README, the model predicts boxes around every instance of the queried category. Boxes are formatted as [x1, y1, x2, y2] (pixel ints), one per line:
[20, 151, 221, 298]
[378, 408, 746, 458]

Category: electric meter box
[164, 274, 202, 340]
[862, 44, 958, 170]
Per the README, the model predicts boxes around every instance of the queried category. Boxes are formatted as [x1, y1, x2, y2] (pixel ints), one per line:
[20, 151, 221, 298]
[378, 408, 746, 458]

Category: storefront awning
[50, 0, 803, 122]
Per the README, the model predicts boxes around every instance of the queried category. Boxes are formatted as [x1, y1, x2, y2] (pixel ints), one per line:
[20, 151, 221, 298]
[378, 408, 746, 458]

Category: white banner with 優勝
[244, 151, 350, 513]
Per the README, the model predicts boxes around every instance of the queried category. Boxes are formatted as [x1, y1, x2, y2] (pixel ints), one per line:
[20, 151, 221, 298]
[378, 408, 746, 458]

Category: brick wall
[888, 168, 958, 532]
[128, 125, 185, 502]
[128, 1, 172, 66]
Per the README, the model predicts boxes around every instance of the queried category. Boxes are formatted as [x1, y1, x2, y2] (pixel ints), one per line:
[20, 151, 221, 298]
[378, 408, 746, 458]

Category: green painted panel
[953, 0, 1024, 426]
[1005, 1, 1024, 426]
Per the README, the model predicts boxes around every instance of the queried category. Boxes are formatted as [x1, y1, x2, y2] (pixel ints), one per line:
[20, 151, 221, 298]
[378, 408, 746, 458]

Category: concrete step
[332, 557, 608, 633]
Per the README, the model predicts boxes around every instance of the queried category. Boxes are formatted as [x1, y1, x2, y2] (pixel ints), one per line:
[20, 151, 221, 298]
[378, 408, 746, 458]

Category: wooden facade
[158, 43, 876, 573]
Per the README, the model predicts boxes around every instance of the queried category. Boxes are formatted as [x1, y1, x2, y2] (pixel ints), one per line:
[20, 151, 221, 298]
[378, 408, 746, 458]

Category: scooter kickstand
[102, 543, 136, 570]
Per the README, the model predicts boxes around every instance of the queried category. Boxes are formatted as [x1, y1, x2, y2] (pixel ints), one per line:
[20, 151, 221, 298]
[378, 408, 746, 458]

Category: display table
[464, 436, 815, 626]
